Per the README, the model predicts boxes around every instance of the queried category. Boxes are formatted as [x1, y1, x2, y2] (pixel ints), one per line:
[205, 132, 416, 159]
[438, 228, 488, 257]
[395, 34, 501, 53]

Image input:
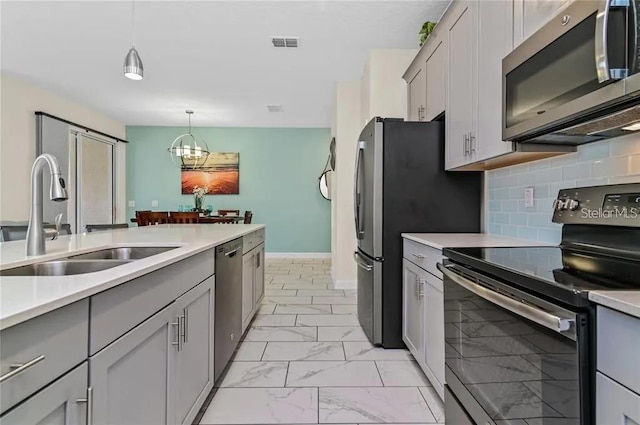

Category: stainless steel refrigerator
[354, 117, 482, 348]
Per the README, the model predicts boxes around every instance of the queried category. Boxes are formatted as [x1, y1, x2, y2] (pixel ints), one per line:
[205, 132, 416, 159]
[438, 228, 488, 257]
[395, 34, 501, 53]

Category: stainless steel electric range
[439, 183, 640, 425]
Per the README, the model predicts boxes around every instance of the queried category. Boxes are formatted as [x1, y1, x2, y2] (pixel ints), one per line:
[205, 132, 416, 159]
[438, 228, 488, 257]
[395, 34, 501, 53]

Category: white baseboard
[265, 252, 331, 259]
[333, 279, 357, 289]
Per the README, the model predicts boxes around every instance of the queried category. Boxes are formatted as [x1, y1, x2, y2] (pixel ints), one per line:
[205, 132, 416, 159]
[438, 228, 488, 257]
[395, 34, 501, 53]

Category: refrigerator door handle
[354, 141, 366, 238]
[353, 251, 373, 271]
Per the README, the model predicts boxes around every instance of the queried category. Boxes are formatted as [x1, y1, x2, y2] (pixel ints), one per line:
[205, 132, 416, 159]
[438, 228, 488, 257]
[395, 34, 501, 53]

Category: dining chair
[243, 211, 253, 224]
[211, 218, 235, 224]
[169, 211, 200, 224]
[218, 209, 240, 216]
[137, 211, 170, 226]
[0, 224, 72, 242]
[85, 223, 129, 233]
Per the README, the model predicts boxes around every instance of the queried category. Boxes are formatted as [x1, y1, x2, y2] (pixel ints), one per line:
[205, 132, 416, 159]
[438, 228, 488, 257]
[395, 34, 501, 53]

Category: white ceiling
[1, 1, 448, 128]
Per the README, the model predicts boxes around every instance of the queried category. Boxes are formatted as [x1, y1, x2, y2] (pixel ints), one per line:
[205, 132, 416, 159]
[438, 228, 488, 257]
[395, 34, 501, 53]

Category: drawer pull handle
[412, 253, 426, 259]
[76, 387, 94, 425]
[0, 355, 45, 383]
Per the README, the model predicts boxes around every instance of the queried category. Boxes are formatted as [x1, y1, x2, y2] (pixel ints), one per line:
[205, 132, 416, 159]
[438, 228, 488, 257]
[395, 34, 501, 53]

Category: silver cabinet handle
[418, 278, 426, 298]
[353, 251, 373, 272]
[77, 387, 93, 425]
[183, 308, 189, 343]
[437, 263, 575, 337]
[412, 253, 425, 259]
[172, 315, 184, 351]
[463, 133, 470, 157]
[0, 355, 45, 383]
[469, 133, 476, 154]
[414, 276, 419, 298]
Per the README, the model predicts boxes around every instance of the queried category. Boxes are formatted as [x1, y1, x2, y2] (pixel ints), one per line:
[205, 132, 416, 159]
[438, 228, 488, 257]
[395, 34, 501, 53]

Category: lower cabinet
[402, 244, 446, 400]
[402, 259, 424, 360]
[174, 277, 215, 425]
[241, 242, 265, 333]
[0, 363, 88, 425]
[89, 277, 215, 425]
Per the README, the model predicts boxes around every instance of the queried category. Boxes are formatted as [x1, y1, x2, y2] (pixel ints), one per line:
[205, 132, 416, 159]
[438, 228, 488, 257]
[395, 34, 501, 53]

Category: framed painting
[181, 152, 239, 195]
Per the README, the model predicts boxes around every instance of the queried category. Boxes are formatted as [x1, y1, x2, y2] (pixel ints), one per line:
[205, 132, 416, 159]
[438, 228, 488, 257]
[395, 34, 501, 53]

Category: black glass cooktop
[443, 246, 640, 307]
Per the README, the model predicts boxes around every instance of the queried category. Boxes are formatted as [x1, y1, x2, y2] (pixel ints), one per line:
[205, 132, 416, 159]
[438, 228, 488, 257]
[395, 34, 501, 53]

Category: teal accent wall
[126, 126, 332, 253]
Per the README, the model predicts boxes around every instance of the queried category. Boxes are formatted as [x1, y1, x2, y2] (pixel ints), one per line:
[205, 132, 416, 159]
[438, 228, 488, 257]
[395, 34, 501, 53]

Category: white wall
[331, 80, 361, 288]
[0, 73, 126, 222]
[361, 49, 417, 125]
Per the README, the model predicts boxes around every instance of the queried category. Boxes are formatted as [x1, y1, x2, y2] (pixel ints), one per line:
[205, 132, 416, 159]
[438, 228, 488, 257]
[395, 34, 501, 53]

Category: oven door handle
[437, 263, 575, 337]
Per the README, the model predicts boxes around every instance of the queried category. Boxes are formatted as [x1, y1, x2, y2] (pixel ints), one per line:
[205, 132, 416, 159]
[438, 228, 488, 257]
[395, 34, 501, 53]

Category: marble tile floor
[199, 258, 445, 425]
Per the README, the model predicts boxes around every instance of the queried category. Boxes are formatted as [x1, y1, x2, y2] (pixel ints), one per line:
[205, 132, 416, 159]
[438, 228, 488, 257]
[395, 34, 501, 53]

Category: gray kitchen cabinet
[424, 39, 446, 121]
[402, 259, 425, 364]
[445, 0, 475, 170]
[407, 66, 426, 121]
[0, 363, 87, 425]
[174, 277, 215, 425]
[423, 271, 445, 398]
[242, 251, 256, 333]
[0, 299, 89, 415]
[513, 0, 570, 48]
[89, 303, 176, 425]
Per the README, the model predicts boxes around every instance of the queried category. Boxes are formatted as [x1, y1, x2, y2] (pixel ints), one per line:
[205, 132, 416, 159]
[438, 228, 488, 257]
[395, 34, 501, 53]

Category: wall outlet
[128, 200, 135, 208]
[524, 187, 535, 208]
[151, 200, 159, 207]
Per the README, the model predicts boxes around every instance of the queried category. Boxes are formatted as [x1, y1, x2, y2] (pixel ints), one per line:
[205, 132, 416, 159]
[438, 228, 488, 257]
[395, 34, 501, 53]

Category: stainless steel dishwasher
[214, 238, 243, 382]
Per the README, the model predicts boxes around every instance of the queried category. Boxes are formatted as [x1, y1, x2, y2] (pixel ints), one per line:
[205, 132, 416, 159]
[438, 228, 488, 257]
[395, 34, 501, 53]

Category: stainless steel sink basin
[0, 260, 132, 277]
[67, 246, 179, 261]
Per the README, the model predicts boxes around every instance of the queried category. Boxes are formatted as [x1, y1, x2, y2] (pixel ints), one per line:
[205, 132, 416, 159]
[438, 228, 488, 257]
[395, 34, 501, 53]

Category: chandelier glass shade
[168, 110, 210, 169]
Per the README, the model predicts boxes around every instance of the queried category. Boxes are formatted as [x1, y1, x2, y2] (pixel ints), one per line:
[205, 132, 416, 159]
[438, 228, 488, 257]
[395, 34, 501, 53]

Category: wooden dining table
[130, 215, 244, 223]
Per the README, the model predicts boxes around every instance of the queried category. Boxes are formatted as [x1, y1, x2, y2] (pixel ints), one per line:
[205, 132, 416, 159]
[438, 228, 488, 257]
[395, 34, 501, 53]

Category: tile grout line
[373, 360, 385, 387]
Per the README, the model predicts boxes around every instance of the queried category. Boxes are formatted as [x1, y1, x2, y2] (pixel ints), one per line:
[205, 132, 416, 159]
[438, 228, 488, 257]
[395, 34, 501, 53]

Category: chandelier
[167, 110, 210, 169]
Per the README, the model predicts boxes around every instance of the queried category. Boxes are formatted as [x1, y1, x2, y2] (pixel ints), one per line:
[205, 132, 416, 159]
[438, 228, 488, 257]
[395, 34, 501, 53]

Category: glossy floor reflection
[199, 258, 445, 425]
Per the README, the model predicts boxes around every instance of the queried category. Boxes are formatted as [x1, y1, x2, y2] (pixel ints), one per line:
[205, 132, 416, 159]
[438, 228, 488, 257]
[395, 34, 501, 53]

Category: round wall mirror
[319, 171, 331, 200]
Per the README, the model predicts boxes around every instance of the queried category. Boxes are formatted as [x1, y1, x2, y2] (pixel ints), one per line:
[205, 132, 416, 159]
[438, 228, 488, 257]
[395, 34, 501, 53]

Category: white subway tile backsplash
[486, 136, 640, 243]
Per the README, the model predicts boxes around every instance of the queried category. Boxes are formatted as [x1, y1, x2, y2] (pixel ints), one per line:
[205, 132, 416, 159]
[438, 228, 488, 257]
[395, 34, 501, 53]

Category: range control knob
[553, 199, 567, 211]
[568, 199, 580, 211]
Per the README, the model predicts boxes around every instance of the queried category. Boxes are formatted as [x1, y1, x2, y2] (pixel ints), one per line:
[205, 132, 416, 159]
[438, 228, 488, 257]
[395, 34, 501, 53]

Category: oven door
[503, 0, 629, 142]
[438, 263, 591, 425]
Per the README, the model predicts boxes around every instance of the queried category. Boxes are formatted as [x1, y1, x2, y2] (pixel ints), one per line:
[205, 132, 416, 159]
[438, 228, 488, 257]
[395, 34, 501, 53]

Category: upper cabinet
[513, 0, 571, 47]
[404, 0, 573, 171]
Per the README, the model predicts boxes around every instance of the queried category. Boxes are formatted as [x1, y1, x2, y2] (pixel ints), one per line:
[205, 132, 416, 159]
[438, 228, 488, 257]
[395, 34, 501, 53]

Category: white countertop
[0, 224, 264, 330]
[401, 233, 550, 250]
[590, 291, 640, 319]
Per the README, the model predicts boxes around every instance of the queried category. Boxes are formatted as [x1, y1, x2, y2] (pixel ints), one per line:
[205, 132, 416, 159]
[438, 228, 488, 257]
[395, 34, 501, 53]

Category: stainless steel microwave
[503, 0, 640, 145]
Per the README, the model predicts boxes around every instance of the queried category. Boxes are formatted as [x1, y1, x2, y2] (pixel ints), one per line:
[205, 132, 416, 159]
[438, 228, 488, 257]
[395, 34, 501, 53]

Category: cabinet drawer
[597, 372, 640, 425]
[243, 233, 256, 254]
[0, 299, 89, 414]
[90, 249, 214, 355]
[597, 306, 640, 395]
[403, 239, 443, 278]
[254, 228, 265, 246]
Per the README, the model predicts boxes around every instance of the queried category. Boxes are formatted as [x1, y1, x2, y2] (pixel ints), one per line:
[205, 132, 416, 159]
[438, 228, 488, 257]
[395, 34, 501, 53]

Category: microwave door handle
[596, 0, 612, 83]
[437, 263, 576, 340]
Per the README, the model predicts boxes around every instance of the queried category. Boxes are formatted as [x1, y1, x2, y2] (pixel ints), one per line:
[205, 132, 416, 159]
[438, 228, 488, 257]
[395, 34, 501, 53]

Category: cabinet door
[513, 0, 570, 47]
[90, 304, 175, 425]
[425, 39, 446, 121]
[254, 245, 265, 305]
[174, 277, 215, 425]
[423, 274, 445, 399]
[242, 252, 255, 333]
[474, 0, 514, 162]
[402, 259, 424, 367]
[407, 67, 426, 121]
[0, 363, 87, 425]
[445, 1, 475, 170]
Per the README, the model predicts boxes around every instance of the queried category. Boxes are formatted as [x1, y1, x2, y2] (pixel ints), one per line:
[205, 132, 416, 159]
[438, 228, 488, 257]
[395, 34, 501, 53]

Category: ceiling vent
[267, 105, 284, 113]
[271, 37, 299, 48]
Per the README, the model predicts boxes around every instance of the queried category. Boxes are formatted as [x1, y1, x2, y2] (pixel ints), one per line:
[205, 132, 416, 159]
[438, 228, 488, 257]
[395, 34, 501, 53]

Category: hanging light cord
[131, 0, 136, 47]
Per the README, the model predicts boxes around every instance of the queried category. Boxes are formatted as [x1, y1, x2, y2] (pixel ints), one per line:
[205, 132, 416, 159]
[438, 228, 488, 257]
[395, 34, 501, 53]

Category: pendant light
[167, 111, 211, 169]
[123, 0, 144, 80]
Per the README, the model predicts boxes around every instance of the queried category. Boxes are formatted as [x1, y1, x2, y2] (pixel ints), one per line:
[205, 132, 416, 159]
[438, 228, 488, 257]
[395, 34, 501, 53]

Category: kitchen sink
[0, 260, 133, 276]
[67, 246, 179, 261]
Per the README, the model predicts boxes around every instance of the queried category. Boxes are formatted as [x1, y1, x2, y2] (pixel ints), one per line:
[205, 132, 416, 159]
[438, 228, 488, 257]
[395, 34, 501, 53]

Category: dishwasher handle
[225, 248, 239, 257]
